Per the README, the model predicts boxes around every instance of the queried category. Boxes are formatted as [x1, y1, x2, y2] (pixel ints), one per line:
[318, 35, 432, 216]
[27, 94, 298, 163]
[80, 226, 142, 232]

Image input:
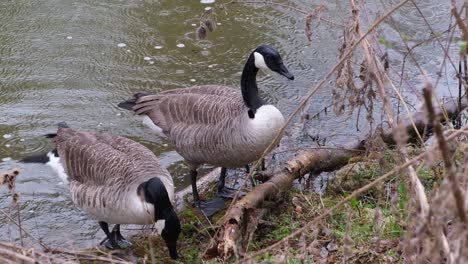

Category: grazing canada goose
[118, 44, 294, 216]
[22, 122, 181, 259]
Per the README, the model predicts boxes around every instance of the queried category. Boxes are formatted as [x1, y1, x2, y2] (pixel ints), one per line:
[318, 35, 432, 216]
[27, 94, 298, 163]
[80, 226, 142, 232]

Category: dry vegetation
[1, 0, 468, 263]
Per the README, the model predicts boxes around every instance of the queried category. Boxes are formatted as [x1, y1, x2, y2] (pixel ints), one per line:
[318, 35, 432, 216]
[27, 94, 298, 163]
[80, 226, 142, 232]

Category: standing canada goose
[22, 122, 181, 259]
[118, 45, 294, 216]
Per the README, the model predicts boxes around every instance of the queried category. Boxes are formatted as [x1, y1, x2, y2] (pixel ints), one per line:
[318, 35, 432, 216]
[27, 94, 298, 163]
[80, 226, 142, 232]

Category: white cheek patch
[154, 219, 166, 235]
[254, 52, 270, 70]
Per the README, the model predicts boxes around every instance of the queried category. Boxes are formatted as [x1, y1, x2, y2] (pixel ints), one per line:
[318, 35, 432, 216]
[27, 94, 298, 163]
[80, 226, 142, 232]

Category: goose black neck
[138, 177, 172, 220]
[241, 53, 264, 117]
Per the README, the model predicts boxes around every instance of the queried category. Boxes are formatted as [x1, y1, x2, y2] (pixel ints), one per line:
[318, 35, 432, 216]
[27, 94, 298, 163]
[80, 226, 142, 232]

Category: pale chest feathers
[72, 189, 156, 225]
[124, 194, 156, 225]
[246, 104, 285, 145]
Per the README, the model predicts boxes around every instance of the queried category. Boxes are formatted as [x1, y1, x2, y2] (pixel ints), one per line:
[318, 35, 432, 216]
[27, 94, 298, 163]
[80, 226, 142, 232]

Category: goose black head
[253, 45, 294, 80]
[138, 178, 181, 259]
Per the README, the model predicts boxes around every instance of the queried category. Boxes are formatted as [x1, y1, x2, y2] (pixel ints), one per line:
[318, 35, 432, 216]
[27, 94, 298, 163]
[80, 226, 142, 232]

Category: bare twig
[452, 5, 468, 42]
[0, 208, 50, 251]
[49, 248, 132, 264]
[423, 84, 467, 224]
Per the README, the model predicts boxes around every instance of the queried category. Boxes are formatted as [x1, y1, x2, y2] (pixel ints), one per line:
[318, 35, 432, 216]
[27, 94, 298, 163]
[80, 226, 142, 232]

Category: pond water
[0, 0, 460, 248]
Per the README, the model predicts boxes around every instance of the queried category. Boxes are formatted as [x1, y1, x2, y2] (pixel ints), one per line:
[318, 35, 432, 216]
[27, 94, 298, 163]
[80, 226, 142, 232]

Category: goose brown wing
[158, 85, 240, 97]
[54, 128, 157, 186]
[133, 85, 245, 135]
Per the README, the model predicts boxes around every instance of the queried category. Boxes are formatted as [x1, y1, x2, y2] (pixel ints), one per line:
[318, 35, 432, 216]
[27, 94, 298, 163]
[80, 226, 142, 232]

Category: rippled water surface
[0, 0, 460, 248]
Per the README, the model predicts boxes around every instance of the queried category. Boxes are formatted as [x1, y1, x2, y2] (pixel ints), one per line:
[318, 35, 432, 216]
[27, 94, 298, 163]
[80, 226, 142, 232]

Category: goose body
[53, 127, 174, 223]
[132, 85, 285, 168]
[22, 123, 181, 258]
[118, 45, 293, 215]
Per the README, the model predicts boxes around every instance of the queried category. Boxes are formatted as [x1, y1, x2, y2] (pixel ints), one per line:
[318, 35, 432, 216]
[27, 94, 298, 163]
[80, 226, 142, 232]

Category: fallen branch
[202, 98, 467, 260]
[203, 147, 360, 260]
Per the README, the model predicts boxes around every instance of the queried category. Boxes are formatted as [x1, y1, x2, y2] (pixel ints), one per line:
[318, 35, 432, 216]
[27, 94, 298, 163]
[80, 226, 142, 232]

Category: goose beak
[278, 63, 294, 80]
[167, 241, 178, 259]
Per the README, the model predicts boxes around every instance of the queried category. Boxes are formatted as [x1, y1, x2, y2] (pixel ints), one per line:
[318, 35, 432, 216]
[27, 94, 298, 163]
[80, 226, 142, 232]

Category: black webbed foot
[99, 223, 132, 249]
[195, 197, 226, 217]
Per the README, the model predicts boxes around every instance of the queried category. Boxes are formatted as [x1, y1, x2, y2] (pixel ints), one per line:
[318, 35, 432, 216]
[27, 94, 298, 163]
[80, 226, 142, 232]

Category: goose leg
[112, 225, 132, 248]
[217, 167, 246, 199]
[191, 168, 225, 217]
[98, 221, 119, 250]
[100, 224, 132, 249]
[190, 169, 200, 202]
[246, 165, 256, 187]
[217, 167, 228, 193]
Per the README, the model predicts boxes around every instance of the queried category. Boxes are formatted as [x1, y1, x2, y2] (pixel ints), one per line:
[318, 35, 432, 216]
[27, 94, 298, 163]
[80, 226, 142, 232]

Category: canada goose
[22, 122, 181, 259]
[118, 45, 294, 216]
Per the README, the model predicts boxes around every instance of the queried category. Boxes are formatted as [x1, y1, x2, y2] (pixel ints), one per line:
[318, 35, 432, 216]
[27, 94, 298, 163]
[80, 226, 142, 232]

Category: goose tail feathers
[21, 121, 68, 163]
[21, 149, 58, 164]
[117, 93, 150, 111]
[44, 122, 69, 138]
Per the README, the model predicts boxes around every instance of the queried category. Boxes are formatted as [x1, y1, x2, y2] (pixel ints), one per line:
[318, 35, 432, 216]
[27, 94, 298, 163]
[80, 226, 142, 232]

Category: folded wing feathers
[54, 128, 168, 188]
[132, 86, 245, 133]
